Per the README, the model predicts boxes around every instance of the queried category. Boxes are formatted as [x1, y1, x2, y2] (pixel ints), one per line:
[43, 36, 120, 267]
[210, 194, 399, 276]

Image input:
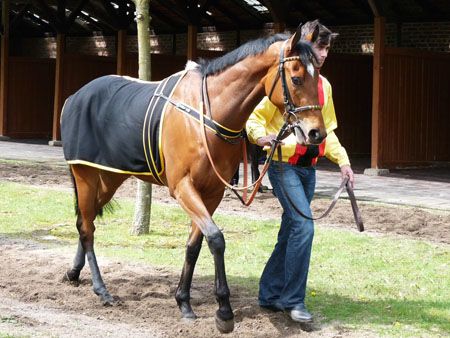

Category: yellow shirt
[246, 75, 350, 167]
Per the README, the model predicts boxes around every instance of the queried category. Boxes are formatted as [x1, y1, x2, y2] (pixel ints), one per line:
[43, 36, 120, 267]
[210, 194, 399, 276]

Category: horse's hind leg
[63, 215, 85, 284]
[174, 177, 234, 333]
[176, 224, 203, 319]
[67, 165, 125, 306]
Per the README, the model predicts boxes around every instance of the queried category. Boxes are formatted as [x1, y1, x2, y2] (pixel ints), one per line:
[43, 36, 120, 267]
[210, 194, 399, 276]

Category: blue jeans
[259, 162, 316, 310]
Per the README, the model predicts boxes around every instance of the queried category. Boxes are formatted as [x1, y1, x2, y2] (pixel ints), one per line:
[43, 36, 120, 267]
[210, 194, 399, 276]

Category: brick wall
[401, 22, 450, 52]
[66, 35, 116, 56]
[10, 21, 450, 58]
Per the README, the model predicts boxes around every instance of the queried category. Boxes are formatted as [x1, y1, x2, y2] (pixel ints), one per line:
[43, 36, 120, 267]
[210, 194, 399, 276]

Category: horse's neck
[206, 55, 274, 131]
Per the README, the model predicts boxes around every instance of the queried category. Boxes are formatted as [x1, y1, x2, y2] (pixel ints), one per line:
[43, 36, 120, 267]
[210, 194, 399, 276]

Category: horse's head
[265, 25, 327, 145]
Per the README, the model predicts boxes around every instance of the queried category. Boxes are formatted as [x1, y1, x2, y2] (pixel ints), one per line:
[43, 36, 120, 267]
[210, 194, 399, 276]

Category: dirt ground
[1, 161, 449, 338]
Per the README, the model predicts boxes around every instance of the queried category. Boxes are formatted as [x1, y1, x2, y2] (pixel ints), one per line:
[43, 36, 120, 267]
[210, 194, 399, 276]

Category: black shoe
[289, 304, 313, 323]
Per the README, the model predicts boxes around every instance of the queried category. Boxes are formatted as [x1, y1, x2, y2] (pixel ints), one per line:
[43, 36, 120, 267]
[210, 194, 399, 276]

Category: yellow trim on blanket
[67, 160, 154, 175]
[142, 93, 157, 180]
[157, 72, 186, 176]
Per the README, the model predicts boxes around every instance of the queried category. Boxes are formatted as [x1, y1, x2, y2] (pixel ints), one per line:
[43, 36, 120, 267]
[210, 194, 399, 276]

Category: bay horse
[60, 24, 326, 333]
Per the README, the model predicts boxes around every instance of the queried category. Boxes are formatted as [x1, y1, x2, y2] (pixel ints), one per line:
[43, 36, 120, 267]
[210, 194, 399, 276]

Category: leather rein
[198, 42, 364, 231]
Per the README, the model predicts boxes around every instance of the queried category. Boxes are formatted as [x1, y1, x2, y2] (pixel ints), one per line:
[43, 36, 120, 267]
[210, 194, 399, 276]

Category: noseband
[268, 42, 321, 128]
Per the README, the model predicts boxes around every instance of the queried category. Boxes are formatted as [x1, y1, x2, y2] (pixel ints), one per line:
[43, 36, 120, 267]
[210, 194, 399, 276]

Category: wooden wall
[7, 57, 55, 138]
[122, 50, 225, 79]
[62, 54, 116, 102]
[4, 54, 188, 139]
[379, 48, 450, 167]
[321, 54, 373, 156]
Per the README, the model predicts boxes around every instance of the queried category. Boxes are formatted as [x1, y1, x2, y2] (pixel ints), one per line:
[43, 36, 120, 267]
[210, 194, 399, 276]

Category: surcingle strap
[154, 93, 244, 140]
[143, 72, 185, 185]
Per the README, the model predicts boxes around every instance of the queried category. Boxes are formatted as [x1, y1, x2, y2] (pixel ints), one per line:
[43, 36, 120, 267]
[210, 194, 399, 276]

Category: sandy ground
[0, 160, 449, 338]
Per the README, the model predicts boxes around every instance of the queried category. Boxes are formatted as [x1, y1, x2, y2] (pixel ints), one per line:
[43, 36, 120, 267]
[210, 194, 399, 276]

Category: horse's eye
[291, 77, 303, 86]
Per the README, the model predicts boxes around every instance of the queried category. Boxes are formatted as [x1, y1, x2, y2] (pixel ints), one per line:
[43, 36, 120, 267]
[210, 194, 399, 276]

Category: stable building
[0, 0, 449, 170]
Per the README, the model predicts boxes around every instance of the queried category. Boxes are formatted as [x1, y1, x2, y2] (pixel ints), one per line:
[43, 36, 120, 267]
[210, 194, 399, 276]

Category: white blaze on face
[306, 62, 314, 78]
[294, 126, 306, 145]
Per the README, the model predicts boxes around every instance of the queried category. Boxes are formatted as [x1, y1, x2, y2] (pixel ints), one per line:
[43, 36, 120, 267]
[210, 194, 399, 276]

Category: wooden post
[116, 29, 127, 75]
[50, 32, 65, 145]
[0, 0, 9, 138]
[370, 16, 385, 170]
[131, 0, 152, 235]
[187, 24, 197, 61]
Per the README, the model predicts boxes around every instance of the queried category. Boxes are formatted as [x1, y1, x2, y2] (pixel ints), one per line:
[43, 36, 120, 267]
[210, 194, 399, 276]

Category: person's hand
[340, 165, 354, 188]
[256, 134, 281, 147]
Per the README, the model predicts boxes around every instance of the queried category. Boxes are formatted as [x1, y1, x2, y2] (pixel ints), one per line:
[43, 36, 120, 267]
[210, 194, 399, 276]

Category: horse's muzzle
[294, 126, 326, 145]
[308, 128, 326, 144]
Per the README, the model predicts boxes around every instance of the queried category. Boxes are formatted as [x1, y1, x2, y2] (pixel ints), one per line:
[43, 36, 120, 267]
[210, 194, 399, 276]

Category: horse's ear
[286, 23, 302, 54]
[302, 21, 320, 43]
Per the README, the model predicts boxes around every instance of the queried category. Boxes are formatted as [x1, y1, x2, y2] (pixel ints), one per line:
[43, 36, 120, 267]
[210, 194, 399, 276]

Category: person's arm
[324, 131, 354, 187]
[321, 76, 354, 187]
[246, 98, 278, 147]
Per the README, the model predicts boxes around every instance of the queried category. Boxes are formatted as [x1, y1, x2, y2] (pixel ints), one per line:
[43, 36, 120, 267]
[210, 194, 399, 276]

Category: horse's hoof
[179, 303, 197, 320]
[215, 313, 234, 334]
[181, 311, 197, 320]
[62, 271, 80, 286]
[101, 294, 121, 307]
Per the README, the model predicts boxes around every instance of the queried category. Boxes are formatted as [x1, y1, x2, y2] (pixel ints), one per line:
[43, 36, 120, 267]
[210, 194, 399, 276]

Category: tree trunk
[131, 0, 152, 235]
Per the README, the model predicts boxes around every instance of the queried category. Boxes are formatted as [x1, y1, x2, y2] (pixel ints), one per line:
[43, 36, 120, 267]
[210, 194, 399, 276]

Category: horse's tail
[69, 166, 80, 216]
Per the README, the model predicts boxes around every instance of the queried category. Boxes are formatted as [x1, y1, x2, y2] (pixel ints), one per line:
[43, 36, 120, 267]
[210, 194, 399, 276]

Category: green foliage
[0, 182, 449, 337]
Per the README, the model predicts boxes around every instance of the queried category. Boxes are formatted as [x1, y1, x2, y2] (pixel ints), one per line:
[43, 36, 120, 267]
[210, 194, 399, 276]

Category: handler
[246, 20, 354, 323]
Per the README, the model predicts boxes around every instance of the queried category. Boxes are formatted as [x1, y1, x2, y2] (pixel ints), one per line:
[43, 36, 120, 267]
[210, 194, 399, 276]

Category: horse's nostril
[308, 129, 322, 143]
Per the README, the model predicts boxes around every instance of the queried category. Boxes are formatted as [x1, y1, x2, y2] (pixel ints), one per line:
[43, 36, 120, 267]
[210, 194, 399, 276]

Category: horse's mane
[198, 33, 316, 77]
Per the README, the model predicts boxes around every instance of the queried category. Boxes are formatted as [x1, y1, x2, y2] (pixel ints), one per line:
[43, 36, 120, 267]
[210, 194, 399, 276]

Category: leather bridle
[268, 42, 322, 122]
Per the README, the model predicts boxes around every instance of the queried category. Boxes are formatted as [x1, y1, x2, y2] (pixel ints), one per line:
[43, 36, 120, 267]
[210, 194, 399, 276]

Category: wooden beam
[33, 0, 64, 31]
[66, 0, 89, 27]
[316, 0, 344, 21]
[150, 7, 183, 30]
[79, 12, 107, 32]
[211, 1, 242, 27]
[116, 29, 127, 75]
[413, 0, 448, 20]
[349, 0, 372, 17]
[0, 0, 9, 137]
[187, 23, 197, 61]
[100, 0, 131, 29]
[263, 0, 286, 22]
[291, 1, 315, 21]
[57, 0, 66, 25]
[10, 3, 31, 32]
[264, 0, 288, 32]
[230, 0, 267, 22]
[158, 0, 189, 22]
[86, 1, 123, 31]
[368, 0, 384, 17]
[370, 16, 385, 168]
[51, 33, 65, 143]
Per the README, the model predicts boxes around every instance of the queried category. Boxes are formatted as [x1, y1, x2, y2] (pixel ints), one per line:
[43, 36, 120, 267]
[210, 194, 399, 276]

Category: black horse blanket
[61, 72, 185, 184]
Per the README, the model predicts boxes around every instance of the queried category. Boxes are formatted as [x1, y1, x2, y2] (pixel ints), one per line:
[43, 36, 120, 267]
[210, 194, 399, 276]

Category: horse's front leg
[174, 176, 234, 333]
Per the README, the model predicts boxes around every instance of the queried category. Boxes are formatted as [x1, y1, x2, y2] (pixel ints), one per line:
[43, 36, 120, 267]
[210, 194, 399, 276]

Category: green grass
[0, 181, 449, 337]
